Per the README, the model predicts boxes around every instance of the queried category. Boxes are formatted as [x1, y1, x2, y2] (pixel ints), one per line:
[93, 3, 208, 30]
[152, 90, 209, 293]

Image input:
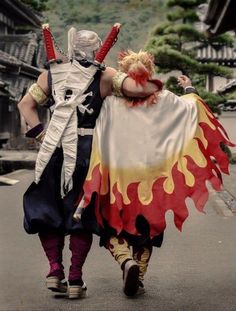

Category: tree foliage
[145, 0, 233, 113]
[21, 0, 48, 12]
[167, 0, 206, 8]
[41, 0, 166, 66]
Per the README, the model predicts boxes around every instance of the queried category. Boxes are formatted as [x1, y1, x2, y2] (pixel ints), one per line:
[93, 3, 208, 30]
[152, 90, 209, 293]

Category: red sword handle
[42, 24, 56, 62]
[95, 23, 121, 64]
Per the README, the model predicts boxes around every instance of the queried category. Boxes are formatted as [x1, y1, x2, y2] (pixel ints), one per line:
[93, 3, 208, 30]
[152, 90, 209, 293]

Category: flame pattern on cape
[80, 91, 234, 238]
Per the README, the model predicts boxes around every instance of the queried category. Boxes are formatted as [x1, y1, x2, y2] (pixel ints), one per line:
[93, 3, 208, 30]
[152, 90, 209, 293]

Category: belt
[77, 128, 94, 136]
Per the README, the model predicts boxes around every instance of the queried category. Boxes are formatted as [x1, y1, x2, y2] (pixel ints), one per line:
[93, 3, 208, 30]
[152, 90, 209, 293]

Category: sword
[42, 23, 61, 65]
[94, 23, 121, 68]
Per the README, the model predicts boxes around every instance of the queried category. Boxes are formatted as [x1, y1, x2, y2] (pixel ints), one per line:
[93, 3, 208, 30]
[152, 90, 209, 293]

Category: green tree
[21, 0, 48, 12]
[145, 0, 233, 113]
[42, 0, 166, 66]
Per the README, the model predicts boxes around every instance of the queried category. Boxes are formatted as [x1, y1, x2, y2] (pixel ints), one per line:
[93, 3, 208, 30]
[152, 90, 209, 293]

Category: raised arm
[177, 75, 198, 94]
[122, 77, 158, 97]
[100, 67, 159, 99]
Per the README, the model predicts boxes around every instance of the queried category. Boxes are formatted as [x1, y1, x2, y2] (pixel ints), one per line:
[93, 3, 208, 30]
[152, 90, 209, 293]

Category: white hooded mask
[68, 27, 102, 62]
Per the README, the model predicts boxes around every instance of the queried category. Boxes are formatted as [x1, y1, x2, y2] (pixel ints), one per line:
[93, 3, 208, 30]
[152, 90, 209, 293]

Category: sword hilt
[95, 23, 121, 64]
[42, 23, 57, 63]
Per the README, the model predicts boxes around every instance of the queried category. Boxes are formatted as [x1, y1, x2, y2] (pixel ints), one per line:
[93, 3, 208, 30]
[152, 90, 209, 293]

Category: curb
[218, 189, 236, 214]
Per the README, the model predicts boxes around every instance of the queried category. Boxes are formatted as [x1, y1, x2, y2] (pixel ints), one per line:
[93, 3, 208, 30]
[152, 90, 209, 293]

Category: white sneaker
[68, 282, 87, 299]
[46, 276, 68, 293]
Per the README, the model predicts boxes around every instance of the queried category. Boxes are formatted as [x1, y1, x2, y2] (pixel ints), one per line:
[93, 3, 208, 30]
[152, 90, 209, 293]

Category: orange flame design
[81, 94, 235, 239]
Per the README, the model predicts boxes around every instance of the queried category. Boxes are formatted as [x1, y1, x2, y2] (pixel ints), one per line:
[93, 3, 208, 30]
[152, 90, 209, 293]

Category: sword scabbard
[42, 23, 57, 64]
[95, 23, 121, 64]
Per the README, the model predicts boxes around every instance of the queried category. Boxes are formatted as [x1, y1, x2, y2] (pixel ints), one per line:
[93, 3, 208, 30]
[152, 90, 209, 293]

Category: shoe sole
[123, 262, 139, 296]
[136, 287, 146, 295]
[68, 286, 87, 299]
[46, 276, 67, 293]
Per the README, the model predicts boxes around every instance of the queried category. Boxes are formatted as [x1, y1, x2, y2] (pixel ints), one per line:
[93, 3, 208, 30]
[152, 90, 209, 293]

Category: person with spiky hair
[18, 28, 161, 299]
[77, 50, 233, 297]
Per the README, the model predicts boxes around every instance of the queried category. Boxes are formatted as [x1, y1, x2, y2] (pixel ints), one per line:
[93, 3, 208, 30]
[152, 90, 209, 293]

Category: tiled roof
[196, 44, 236, 65]
[217, 79, 236, 94]
[0, 33, 38, 64]
[0, 49, 42, 77]
[1, 0, 41, 28]
[0, 50, 21, 66]
[202, 0, 236, 36]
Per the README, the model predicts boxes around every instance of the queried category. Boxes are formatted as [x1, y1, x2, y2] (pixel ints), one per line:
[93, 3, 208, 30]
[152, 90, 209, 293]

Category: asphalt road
[1, 169, 236, 311]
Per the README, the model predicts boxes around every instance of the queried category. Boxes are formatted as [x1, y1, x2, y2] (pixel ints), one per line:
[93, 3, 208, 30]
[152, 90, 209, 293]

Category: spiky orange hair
[118, 50, 155, 85]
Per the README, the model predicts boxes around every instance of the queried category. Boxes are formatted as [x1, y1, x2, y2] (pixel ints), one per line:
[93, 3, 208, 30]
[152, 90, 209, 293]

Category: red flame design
[81, 97, 235, 239]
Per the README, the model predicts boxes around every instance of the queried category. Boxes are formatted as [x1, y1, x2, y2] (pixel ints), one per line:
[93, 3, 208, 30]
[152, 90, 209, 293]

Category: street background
[0, 1, 236, 310]
[0, 163, 236, 311]
[218, 111, 236, 154]
[0, 111, 235, 311]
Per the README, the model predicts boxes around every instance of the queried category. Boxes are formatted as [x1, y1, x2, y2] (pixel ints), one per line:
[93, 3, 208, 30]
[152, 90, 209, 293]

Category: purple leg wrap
[39, 231, 65, 280]
[68, 231, 93, 283]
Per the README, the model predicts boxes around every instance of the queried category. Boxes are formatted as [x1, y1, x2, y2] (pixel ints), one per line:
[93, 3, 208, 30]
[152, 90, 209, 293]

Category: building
[0, 0, 47, 148]
[217, 79, 236, 111]
[202, 0, 236, 36]
[196, 0, 236, 93]
[196, 42, 236, 92]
